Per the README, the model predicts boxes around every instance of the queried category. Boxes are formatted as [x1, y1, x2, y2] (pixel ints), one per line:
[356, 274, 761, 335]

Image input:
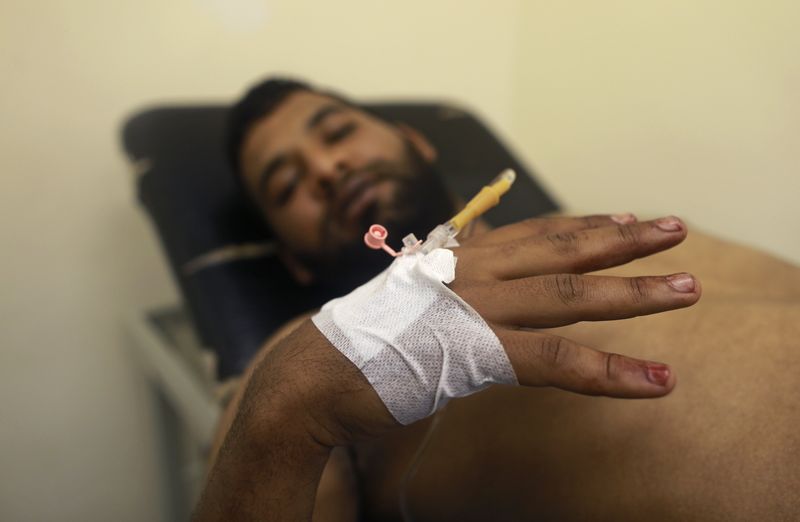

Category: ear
[396, 123, 438, 164]
[278, 249, 315, 286]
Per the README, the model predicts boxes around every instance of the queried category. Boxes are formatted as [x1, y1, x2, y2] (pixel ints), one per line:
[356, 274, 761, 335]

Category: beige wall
[0, 1, 520, 520]
[0, 1, 796, 520]
[511, 1, 800, 263]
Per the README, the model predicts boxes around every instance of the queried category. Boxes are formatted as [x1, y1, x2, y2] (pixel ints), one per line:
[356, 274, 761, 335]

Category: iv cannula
[419, 168, 517, 254]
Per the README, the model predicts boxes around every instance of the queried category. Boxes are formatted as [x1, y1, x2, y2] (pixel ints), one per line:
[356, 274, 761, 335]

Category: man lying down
[193, 79, 800, 521]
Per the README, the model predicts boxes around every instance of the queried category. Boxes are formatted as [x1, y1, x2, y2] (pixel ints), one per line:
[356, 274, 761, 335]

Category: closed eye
[324, 122, 357, 144]
[274, 168, 301, 207]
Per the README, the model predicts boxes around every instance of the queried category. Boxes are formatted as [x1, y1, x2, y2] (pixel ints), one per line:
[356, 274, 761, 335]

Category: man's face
[239, 90, 450, 282]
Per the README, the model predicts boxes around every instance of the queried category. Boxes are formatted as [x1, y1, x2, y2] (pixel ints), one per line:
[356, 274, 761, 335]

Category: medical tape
[312, 248, 518, 425]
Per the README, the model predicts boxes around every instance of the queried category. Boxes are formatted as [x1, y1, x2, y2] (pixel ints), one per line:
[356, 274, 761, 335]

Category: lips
[336, 174, 379, 224]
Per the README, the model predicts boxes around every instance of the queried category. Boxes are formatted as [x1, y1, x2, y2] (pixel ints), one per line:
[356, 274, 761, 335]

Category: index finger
[466, 213, 637, 247]
[486, 217, 688, 280]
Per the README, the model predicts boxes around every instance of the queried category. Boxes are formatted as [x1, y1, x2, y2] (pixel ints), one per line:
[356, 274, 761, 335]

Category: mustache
[298, 140, 457, 292]
[319, 160, 409, 238]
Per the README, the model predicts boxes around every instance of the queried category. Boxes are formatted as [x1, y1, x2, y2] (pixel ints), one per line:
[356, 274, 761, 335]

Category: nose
[305, 148, 349, 200]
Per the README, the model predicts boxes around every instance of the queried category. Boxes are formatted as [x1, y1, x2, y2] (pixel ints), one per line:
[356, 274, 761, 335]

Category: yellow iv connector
[420, 168, 516, 253]
[450, 168, 516, 231]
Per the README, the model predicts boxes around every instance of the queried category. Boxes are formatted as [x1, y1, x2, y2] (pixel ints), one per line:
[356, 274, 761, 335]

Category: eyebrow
[256, 103, 346, 197]
[306, 103, 344, 130]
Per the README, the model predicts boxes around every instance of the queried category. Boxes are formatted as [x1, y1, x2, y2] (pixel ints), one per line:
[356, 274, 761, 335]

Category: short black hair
[225, 77, 311, 176]
[224, 77, 386, 231]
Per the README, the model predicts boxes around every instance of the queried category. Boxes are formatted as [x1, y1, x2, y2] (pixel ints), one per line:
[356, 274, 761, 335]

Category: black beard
[296, 143, 456, 296]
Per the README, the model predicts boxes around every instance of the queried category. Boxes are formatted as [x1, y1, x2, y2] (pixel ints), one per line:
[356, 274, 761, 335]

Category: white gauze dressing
[312, 248, 518, 425]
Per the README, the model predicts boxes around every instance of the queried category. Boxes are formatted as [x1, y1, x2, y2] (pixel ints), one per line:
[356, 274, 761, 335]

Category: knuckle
[615, 224, 642, 247]
[497, 240, 520, 258]
[549, 273, 588, 304]
[582, 215, 608, 229]
[537, 336, 566, 366]
[605, 352, 622, 381]
[546, 231, 580, 255]
[485, 240, 521, 263]
[627, 277, 650, 303]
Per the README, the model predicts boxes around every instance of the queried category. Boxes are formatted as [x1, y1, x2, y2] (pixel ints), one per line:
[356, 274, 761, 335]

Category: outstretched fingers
[447, 213, 700, 400]
[467, 213, 636, 248]
[469, 272, 701, 328]
[499, 329, 676, 398]
[485, 216, 688, 280]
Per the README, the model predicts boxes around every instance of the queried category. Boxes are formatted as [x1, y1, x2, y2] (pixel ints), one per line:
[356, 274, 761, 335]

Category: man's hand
[451, 213, 698, 398]
[193, 214, 701, 521]
[302, 214, 699, 445]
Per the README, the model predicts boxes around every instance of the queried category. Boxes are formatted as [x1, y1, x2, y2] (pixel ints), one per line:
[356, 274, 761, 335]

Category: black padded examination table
[122, 102, 558, 379]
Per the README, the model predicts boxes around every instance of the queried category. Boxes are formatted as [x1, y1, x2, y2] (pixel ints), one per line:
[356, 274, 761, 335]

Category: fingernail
[646, 364, 670, 386]
[611, 212, 637, 225]
[666, 273, 695, 293]
[655, 216, 683, 232]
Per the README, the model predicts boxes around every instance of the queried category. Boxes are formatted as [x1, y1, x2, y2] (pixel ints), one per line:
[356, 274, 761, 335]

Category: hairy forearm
[208, 312, 316, 470]
[195, 413, 330, 521]
[193, 321, 392, 521]
[195, 325, 330, 521]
